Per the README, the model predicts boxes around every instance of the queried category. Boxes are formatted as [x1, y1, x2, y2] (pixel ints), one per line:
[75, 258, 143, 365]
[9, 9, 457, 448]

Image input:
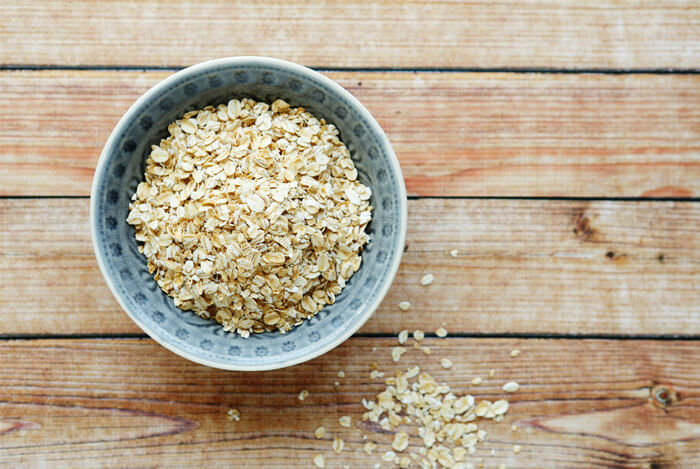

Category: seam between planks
[1, 65, 699, 75]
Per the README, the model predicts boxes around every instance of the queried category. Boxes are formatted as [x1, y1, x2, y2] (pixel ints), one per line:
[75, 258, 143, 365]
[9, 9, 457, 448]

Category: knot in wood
[651, 385, 677, 408]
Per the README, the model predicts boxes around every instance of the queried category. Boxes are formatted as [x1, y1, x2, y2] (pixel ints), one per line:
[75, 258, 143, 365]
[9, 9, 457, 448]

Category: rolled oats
[360, 356, 512, 469]
[392, 431, 409, 452]
[127, 98, 372, 336]
[503, 381, 520, 393]
[492, 399, 509, 415]
[392, 346, 407, 362]
[226, 408, 240, 421]
[420, 274, 434, 286]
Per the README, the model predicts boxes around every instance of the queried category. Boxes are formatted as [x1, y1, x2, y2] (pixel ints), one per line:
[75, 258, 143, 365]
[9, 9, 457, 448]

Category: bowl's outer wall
[91, 58, 406, 370]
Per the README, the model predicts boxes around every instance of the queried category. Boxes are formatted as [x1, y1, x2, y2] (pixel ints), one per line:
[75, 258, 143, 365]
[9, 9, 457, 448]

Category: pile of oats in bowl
[127, 98, 372, 337]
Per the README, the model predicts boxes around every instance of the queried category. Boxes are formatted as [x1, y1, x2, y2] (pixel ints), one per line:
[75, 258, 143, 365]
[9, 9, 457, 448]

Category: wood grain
[2, 70, 699, 197]
[3, 1, 700, 69]
[3, 2, 699, 467]
[2, 198, 698, 336]
[0, 337, 698, 467]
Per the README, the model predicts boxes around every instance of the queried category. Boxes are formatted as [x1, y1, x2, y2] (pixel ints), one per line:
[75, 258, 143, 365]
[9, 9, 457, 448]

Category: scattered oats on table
[313, 454, 325, 468]
[360, 359, 512, 467]
[338, 415, 352, 428]
[364, 441, 377, 454]
[435, 327, 448, 337]
[503, 381, 520, 393]
[126, 98, 373, 337]
[392, 346, 407, 362]
[392, 431, 409, 452]
[314, 426, 326, 439]
[492, 399, 509, 415]
[398, 301, 411, 311]
[420, 273, 434, 286]
[406, 365, 420, 378]
[298, 389, 309, 401]
[226, 408, 240, 421]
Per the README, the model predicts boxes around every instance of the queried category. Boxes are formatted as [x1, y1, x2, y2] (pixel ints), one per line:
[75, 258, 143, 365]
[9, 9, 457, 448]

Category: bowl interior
[92, 58, 405, 370]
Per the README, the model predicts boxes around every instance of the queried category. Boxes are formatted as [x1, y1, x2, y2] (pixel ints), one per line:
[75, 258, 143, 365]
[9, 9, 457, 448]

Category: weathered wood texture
[3, 1, 699, 69]
[2, 198, 698, 336]
[0, 338, 698, 467]
[2, 70, 699, 197]
[3, 2, 699, 468]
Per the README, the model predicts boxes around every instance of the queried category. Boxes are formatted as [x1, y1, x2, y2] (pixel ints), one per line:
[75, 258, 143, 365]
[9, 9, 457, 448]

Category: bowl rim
[90, 56, 407, 371]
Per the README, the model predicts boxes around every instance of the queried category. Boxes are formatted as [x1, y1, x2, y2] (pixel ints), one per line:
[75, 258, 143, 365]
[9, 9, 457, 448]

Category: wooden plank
[2, 198, 698, 336]
[3, 1, 699, 69]
[1, 70, 699, 197]
[0, 337, 698, 467]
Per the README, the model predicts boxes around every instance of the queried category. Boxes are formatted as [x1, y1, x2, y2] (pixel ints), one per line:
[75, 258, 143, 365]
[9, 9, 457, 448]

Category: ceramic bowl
[91, 57, 406, 370]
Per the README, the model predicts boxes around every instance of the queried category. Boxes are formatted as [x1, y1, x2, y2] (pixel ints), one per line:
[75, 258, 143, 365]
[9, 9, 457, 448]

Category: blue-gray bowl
[90, 57, 407, 370]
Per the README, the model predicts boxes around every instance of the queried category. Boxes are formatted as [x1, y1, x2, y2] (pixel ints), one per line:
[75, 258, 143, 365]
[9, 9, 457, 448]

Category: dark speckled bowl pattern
[90, 57, 407, 370]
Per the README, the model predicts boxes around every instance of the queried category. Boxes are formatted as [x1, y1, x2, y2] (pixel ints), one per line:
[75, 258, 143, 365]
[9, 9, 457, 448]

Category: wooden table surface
[1, 2, 699, 468]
